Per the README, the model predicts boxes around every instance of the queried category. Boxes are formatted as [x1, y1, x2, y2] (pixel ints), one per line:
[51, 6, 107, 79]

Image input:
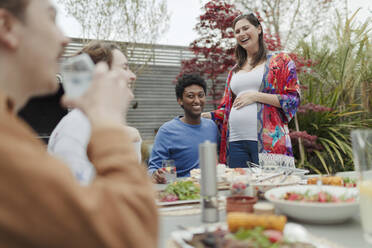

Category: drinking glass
[351, 129, 372, 244]
[161, 160, 176, 184]
[60, 53, 95, 98]
[229, 175, 248, 196]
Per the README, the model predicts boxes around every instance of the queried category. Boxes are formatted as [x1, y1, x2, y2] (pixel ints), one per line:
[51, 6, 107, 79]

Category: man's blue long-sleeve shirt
[148, 117, 218, 177]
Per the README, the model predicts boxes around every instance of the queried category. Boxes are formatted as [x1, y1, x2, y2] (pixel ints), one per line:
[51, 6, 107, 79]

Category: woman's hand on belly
[233, 91, 258, 109]
[201, 112, 212, 119]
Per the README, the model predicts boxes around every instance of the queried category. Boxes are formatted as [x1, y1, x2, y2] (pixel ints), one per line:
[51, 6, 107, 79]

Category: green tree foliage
[290, 10, 372, 174]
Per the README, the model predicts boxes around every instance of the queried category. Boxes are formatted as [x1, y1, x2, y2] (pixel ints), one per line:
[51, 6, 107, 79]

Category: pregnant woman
[202, 13, 300, 168]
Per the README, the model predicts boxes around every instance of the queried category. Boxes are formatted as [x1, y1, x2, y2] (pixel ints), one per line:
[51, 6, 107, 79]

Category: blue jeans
[228, 140, 259, 168]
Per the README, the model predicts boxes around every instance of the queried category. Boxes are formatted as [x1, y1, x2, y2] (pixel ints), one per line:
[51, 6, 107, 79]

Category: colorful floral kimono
[211, 52, 301, 167]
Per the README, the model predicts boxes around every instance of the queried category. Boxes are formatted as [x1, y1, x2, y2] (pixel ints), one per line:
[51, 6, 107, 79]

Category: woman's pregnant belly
[229, 102, 258, 142]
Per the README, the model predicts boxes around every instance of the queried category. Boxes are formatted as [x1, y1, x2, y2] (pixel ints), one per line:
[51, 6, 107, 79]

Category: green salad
[160, 181, 200, 202]
[234, 227, 280, 248]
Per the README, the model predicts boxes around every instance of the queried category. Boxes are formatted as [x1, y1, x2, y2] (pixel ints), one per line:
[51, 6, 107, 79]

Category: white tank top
[229, 63, 264, 142]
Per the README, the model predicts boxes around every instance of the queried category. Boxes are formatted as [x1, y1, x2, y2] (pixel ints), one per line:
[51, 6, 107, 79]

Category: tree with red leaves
[178, 0, 238, 108]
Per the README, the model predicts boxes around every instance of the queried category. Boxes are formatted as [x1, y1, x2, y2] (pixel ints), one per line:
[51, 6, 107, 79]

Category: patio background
[19, 38, 225, 142]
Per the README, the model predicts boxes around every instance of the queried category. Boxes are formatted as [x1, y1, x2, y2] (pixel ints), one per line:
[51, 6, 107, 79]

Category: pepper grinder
[199, 140, 219, 223]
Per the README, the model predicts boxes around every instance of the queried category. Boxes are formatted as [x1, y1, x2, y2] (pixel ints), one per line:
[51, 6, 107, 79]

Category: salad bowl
[265, 185, 359, 224]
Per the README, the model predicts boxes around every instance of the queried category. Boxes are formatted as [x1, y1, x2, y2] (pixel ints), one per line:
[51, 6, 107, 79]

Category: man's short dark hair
[175, 74, 207, 100]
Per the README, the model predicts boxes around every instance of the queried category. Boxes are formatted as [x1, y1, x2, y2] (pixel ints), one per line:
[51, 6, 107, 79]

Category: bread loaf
[227, 212, 287, 232]
[307, 176, 343, 186]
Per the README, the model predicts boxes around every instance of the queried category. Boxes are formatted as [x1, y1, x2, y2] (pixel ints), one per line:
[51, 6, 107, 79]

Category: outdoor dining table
[158, 211, 369, 248]
[154, 184, 370, 248]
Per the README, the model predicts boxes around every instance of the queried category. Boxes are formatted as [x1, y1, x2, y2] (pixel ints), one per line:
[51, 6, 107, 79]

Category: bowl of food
[307, 176, 344, 186]
[265, 185, 359, 224]
[226, 196, 258, 213]
[157, 180, 200, 206]
[251, 173, 301, 199]
[190, 166, 229, 184]
[307, 174, 359, 188]
[336, 171, 359, 187]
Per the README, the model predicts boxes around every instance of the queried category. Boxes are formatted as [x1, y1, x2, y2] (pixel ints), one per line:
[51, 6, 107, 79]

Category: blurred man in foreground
[0, 0, 157, 247]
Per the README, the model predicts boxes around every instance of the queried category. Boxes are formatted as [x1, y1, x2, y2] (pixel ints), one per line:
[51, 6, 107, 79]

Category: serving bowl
[265, 185, 359, 224]
[251, 174, 301, 199]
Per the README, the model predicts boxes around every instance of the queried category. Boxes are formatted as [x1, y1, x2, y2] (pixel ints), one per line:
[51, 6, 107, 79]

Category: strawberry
[263, 230, 283, 243]
[318, 192, 327, 202]
[288, 193, 299, 201]
[161, 194, 178, 202]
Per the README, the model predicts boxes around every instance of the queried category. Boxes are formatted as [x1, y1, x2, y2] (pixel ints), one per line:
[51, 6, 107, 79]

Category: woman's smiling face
[234, 18, 261, 52]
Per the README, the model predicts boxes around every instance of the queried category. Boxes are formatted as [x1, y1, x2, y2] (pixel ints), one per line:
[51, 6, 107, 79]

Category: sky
[54, 0, 371, 47]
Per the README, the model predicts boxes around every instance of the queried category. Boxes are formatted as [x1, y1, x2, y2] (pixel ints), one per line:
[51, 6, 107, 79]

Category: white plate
[171, 222, 333, 248]
[157, 199, 200, 207]
[157, 195, 226, 207]
[265, 185, 359, 224]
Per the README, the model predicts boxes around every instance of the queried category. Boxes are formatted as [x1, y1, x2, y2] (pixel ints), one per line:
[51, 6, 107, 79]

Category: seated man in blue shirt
[148, 74, 218, 183]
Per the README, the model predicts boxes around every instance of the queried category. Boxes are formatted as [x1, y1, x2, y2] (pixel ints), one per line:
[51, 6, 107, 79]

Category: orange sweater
[0, 92, 158, 248]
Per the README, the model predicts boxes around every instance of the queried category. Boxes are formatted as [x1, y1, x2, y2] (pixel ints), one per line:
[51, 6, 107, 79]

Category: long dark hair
[232, 13, 267, 71]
